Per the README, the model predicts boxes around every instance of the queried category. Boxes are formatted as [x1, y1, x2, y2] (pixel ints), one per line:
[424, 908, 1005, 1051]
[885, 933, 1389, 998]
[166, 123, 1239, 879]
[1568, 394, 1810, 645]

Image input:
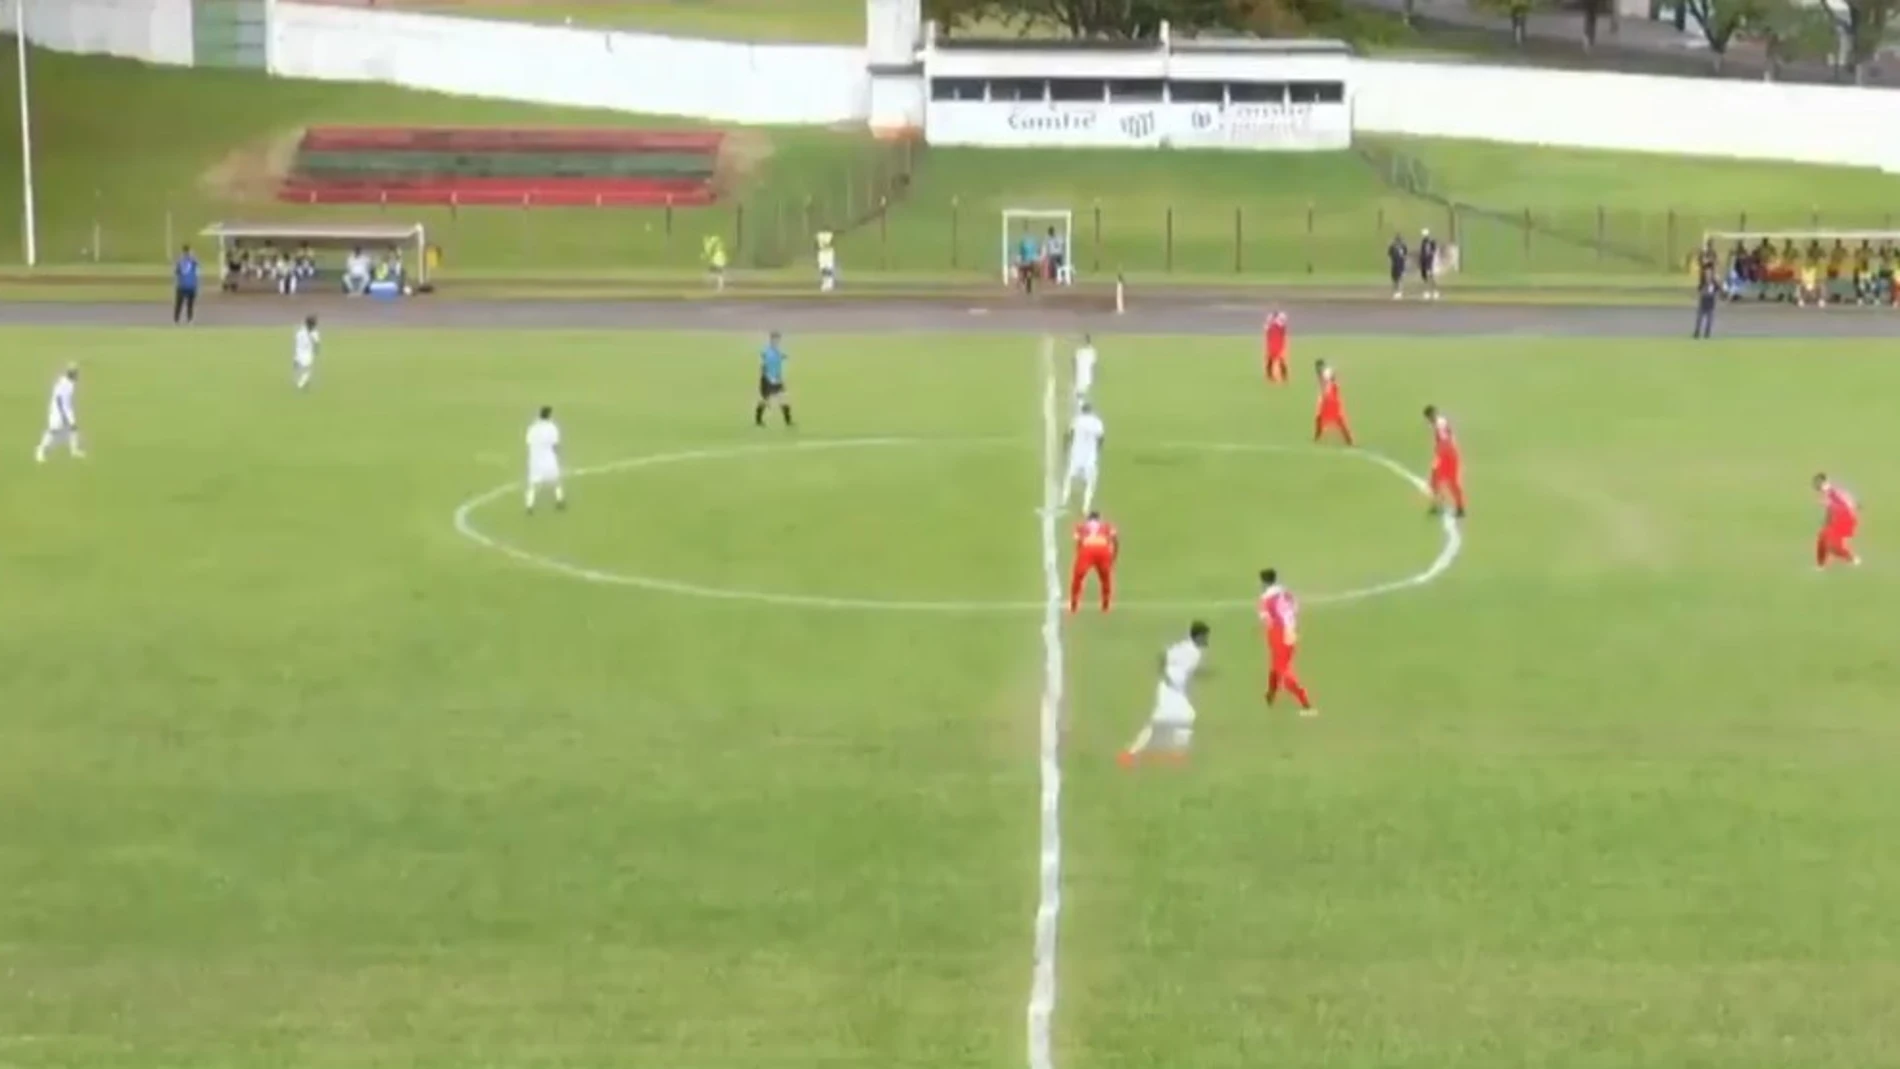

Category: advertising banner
[927, 100, 1352, 151]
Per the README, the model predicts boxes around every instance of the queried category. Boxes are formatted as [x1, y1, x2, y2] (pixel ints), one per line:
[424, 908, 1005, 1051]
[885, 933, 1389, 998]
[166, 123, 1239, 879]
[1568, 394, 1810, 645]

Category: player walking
[1070, 510, 1119, 613]
[1423, 405, 1466, 518]
[1814, 473, 1861, 568]
[524, 405, 565, 514]
[754, 332, 793, 428]
[1073, 334, 1098, 406]
[1419, 228, 1441, 301]
[1264, 311, 1289, 384]
[1259, 569, 1317, 717]
[293, 315, 320, 391]
[34, 364, 82, 463]
[1119, 620, 1210, 768]
[1061, 402, 1106, 514]
[1313, 360, 1353, 445]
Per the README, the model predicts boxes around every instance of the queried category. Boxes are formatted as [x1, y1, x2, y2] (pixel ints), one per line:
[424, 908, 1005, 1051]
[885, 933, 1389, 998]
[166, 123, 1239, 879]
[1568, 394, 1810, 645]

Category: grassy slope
[5, 49, 1900, 279]
[6, 328, 1900, 1066]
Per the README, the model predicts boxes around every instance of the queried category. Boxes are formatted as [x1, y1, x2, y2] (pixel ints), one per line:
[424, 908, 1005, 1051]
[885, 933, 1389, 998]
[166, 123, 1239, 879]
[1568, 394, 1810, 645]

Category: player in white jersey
[292, 315, 320, 391]
[1061, 402, 1106, 514]
[524, 405, 565, 513]
[35, 365, 83, 463]
[1072, 334, 1098, 406]
[1120, 621, 1211, 767]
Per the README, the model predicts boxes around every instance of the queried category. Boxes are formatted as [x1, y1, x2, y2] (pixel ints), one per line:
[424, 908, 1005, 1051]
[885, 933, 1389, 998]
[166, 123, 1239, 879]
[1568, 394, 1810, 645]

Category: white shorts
[46, 411, 73, 434]
[527, 458, 562, 486]
[1075, 370, 1094, 397]
[1150, 682, 1196, 727]
[1066, 456, 1098, 483]
[293, 355, 313, 369]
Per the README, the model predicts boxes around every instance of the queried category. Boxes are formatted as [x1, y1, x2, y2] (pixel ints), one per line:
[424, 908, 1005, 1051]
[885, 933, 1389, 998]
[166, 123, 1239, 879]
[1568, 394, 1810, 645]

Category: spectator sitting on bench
[273, 248, 296, 295]
[344, 246, 372, 295]
[294, 243, 317, 287]
[224, 246, 246, 292]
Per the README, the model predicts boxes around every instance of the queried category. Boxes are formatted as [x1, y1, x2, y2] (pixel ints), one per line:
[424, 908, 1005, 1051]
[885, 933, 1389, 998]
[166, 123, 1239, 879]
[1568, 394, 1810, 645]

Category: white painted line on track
[1027, 335, 1064, 1069]
[451, 438, 1461, 613]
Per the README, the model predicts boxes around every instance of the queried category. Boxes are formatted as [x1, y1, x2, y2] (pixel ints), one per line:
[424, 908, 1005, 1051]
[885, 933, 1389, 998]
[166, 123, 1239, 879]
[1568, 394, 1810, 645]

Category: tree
[1683, 0, 1751, 70]
[1817, 0, 1897, 83]
[1470, 0, 1540, 46]
[1743, 0, 1837, 78]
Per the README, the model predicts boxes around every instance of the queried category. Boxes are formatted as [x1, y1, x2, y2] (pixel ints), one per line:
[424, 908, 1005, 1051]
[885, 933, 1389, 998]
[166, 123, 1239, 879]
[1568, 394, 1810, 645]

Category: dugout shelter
[201, 222, 432, 290]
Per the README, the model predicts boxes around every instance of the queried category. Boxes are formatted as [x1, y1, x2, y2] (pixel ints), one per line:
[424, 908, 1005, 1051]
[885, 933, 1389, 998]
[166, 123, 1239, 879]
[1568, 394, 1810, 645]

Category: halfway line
[1027, 336, 1065, 1069]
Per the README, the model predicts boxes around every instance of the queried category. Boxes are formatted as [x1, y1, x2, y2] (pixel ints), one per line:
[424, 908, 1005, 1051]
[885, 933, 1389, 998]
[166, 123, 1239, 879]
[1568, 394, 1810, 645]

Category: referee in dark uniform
[1693, 246, 1720, 339]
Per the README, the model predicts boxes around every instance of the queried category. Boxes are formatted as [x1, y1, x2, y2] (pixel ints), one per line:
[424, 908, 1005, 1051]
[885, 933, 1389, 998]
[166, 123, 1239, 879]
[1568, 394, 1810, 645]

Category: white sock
[1082, 478, 1097, 514]
[68, 432, 82, 456]
[1125, 725, 1154, 755]
[525, 485, 538, 510]
[553, 484, 565, 505]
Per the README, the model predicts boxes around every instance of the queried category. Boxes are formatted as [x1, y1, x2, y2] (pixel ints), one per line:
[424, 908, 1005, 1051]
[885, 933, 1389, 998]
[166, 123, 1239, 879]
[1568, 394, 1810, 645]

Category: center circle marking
[451, 437, 1460, 613]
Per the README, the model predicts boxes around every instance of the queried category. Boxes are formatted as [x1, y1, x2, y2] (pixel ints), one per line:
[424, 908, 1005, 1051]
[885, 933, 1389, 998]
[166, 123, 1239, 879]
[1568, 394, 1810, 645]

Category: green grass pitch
[5, 324, 1900, 1067]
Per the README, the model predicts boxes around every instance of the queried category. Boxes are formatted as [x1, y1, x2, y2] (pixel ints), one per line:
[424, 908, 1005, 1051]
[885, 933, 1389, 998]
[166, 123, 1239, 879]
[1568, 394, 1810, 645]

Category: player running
[1061, 401, 1106, 514]
[1119, 620, 1210, 768]
[1313, 360, 1353, 445]
[34, 364, 83, 463]
[1259, 569, 1317, 717]
[293, 315, 320, 391]
[1070, 510, 1119, 614]
[754, 331, 793, 428]
[524, 405, 565, 514]
[1814, 472, 1861, 568]
[1423, 404, 1466, 518]
[1264, 311, 1289, 384]
[1073, 334, 1098, 407]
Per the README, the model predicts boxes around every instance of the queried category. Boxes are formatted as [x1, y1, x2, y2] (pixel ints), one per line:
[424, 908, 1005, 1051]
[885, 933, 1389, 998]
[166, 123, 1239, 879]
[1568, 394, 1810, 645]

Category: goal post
[1001, 208, 1075, 286]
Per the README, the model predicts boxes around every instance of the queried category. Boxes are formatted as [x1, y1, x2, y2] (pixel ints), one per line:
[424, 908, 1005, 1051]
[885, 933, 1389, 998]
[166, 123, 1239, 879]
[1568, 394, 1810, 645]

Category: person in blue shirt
[173, 245, 200, 324]
[754, 332, 793, 428]
[1017, 229, 1041, 294]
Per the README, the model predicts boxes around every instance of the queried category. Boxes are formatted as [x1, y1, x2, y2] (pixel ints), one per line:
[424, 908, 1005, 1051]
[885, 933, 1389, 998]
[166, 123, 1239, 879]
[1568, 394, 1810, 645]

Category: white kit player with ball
[524, 405, 566, 513]
[293, 315, 320, 391]
[1120, 621, 1211, 767]
[35, 365, 83, 463]
[1073, 334, 1098, 406]
[1062, 402, 1106, 514]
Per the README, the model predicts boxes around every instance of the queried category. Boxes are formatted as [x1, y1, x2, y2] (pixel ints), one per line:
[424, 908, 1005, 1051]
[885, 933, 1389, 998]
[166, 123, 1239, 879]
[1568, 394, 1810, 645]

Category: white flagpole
[16, 0, 38, 267]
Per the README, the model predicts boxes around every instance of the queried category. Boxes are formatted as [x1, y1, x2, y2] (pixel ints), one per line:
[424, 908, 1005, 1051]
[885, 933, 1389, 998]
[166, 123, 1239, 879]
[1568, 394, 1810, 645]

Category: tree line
[926, 0, 1897, 84]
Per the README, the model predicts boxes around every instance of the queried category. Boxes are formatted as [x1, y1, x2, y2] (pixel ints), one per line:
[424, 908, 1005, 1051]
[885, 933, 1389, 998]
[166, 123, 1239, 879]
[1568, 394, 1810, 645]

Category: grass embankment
[5, 49, 1900, 283]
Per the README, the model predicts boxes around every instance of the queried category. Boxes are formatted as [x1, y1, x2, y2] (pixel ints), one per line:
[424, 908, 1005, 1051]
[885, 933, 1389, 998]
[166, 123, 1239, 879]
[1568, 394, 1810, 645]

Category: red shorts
[1826, 516, 1858, 540]
[1075, 550, 1114, 572]
[1432, 458, 1461, 486]
[1269, 640, 1296, 674]
[1317, 404, 1344, 423]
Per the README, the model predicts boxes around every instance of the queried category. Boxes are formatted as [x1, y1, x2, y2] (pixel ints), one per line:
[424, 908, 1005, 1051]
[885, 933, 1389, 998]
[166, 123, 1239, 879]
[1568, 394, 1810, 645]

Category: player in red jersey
[1423, 404, 1466, 518]
[1313, 360, 1353, 445]
[1814, 473, 1862, 568]
[1264, 311, 1289, 384]
[1257, 568, 1317, 717]
[1070, 511, 1120, 612]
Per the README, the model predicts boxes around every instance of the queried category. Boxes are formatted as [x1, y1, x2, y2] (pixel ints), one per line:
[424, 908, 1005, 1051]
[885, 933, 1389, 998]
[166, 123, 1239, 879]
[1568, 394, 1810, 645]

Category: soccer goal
[1002, 208, 1075, 286]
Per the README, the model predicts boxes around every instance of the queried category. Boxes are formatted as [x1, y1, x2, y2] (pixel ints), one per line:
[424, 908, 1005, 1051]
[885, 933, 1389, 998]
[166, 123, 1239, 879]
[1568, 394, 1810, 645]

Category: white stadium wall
[267, 2, 871, 126]
[14, 0, 194, 66]
[1351, 59, 1900, 171]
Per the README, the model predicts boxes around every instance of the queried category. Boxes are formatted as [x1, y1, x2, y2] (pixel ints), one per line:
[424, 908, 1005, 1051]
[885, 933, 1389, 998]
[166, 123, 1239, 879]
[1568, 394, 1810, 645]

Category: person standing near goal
[1073, 334, 1098, 407]
[1120, 620, 1211, 767]
[292, 315, 320, 391]
[1062, 401, 1106, 514]
[524, 405, 565, 514]
[35, 364, 83, 464]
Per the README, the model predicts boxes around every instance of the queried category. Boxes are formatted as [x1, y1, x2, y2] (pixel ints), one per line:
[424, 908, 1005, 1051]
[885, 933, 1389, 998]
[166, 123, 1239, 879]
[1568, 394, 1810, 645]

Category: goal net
[1002, 208, 1075, 286]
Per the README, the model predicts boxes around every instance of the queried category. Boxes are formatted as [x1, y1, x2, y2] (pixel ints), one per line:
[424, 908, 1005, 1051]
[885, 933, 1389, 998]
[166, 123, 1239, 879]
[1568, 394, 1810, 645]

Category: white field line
[1027, 336, 1065, 1069]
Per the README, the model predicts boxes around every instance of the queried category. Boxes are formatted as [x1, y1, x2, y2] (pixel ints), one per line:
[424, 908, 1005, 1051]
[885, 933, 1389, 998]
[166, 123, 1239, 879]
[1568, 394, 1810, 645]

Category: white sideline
[1027, 336, 1065, 1069]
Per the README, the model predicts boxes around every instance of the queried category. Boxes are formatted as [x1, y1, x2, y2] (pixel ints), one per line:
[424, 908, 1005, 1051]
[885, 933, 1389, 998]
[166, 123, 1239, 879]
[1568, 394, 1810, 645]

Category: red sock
[1068, 568, 1085, 611]
[1451, 482, 1465, 512]
[1266, 670, 1280, 703]
[1098, 567, 1113, 611]
[1340, 421, 1355, 446]
[1282, 673, 1313, 709]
